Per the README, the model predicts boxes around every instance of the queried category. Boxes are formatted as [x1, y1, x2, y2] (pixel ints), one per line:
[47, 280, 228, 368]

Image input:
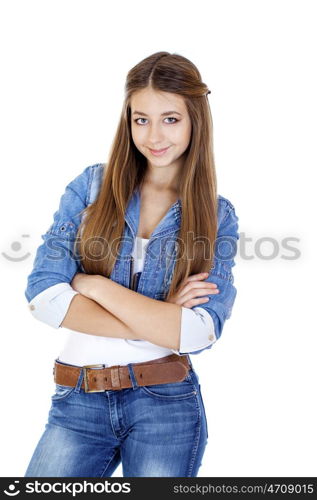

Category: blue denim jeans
[24, 359, 209, 477]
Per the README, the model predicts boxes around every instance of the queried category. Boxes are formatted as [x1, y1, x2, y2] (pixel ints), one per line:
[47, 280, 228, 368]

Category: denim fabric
[24, 361, 208, 477]
[25, 163, 239, 355]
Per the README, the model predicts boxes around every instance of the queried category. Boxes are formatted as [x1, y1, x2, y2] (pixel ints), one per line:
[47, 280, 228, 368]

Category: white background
[0, 0, 316, 477]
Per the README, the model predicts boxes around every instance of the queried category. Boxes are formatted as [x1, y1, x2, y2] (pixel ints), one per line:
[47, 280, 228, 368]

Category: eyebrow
[132, 110, 182, 117]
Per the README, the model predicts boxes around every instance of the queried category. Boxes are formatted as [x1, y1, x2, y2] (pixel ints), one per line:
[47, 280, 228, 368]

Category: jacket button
[29, 304, 35, 310]
[208, 334, 213, 341]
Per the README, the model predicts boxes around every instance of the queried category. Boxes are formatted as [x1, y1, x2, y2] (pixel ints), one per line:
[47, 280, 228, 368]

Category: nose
[146, 123, 165, 146]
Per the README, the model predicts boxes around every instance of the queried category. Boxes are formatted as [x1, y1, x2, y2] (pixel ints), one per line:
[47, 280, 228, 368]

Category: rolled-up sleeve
[171, 306, 216, 355]
[27, 283, 79, 329]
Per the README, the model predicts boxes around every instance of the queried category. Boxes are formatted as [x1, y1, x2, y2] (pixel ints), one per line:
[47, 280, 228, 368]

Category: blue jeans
[24, 359, 209, 477]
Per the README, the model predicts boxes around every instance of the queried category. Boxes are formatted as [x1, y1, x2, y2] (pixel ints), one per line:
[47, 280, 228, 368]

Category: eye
[134, 118, 147, 125]
[165, 117, 178, 124]
[133, 117, 179, 125]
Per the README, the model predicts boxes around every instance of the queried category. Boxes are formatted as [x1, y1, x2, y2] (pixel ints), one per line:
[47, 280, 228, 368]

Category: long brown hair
[75, 51, 218, 301]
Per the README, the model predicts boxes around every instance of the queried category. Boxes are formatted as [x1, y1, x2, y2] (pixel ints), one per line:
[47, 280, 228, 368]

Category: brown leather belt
[53, 354, 192, 393]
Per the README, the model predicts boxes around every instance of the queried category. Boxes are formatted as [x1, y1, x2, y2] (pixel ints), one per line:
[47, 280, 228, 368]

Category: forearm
[60, 293, 139, 340]
[88, 277, 182, 351]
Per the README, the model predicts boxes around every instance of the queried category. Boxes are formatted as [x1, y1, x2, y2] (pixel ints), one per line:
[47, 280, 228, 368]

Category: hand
[166, 272, 219, 308]
[70, 273, 104, 299]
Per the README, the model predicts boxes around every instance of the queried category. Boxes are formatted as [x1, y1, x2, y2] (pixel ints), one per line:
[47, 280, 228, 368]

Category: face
[130, 87, 192, 171]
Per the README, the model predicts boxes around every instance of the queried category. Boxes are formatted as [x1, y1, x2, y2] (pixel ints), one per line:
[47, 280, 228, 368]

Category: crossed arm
[61, 274, 182, 351]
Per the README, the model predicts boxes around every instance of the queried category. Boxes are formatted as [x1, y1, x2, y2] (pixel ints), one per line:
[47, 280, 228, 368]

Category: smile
[149, 146, 170, 156]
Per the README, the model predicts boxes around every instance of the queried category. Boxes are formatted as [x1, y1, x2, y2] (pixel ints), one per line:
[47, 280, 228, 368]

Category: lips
[149, 146, 170, 155]
[150, 147, 168, 153]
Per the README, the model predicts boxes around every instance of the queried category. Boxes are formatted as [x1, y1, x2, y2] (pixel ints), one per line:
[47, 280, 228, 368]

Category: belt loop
[185, 354, 193, 369]
[127, 363, 138, 390]
[74, 368, 84, 393]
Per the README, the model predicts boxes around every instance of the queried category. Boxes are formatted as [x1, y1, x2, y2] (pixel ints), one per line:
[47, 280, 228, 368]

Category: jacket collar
[125, 186, 182, 238]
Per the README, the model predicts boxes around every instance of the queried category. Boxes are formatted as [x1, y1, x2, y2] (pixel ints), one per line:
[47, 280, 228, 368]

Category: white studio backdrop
[0, 0, 316, 477]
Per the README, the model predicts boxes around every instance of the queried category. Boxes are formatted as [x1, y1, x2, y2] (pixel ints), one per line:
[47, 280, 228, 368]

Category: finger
[186, 272, 209, 282]
[182, 296, 211, 308]
[178, 273, 213, 292]
[177, 281, 218, 298]
[178, 288, 219, 300]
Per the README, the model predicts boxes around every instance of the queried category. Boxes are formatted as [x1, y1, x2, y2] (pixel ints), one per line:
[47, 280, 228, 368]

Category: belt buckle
[83, 364, 105, 393]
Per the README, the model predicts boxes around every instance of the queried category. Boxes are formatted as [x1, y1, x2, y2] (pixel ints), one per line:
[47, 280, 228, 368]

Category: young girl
[24, 51, 239, 477]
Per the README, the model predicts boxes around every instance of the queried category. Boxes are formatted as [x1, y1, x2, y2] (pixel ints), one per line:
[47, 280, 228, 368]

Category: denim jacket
[25, 163, 239, 354]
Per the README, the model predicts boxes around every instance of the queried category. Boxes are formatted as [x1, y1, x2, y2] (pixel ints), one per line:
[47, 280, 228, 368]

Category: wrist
[87, 275, 110, 301]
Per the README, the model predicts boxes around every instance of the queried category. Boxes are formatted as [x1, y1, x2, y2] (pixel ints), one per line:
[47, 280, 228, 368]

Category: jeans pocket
[51, 383, 76, 403]
[140, 371, 198, 401]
